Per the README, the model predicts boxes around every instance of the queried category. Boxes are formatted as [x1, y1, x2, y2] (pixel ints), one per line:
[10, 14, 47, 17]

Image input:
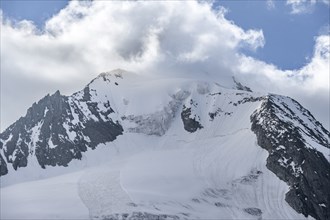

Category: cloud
[286, 0, 329, 14]
[1, 1, 329, 131]
[234, 34, 330, 129]
[286, 0, 315, 14]
[266, 0, 276, 10]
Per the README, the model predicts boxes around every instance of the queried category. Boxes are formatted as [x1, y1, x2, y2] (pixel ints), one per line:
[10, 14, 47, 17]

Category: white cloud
[286, 0, 329, 14]
[286, 0, 315, 14]
[234, 34, 330, 129]
[320, 0, 330, 5]
[266, 0, 276, 10]
[0, 1, 329, 131]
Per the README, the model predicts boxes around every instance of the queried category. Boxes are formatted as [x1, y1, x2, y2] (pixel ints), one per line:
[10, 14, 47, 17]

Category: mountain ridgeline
[0, 69, 329, 220]
[0, 90, 123, 174]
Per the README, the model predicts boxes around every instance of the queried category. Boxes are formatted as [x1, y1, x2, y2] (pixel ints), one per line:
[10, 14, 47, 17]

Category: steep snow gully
[1, 69, 329, 220]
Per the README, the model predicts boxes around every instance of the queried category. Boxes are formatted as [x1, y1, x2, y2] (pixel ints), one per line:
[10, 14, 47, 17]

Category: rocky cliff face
[0, 88, 123, 172]
[181, 103, 203, 133]
[0, 153, 7, 175]
[251, 95, 330, 220]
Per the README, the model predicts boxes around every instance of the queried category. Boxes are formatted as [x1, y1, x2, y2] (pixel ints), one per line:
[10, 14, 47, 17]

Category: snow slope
[1, 132, 312, 219]
[1, 171, 89, 219]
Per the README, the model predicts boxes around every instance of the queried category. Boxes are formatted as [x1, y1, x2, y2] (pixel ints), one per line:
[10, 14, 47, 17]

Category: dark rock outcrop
[0, 153, 8, 176]
[233, 77, 252, 92]
[102, 212, 180, 220]
[251, 94, 330, 220]
[243, 207, 262, 216]
[181, 105, 203, 133]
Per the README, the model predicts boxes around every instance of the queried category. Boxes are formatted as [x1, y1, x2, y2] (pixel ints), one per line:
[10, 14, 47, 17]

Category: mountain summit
[1, 69, 329, 220]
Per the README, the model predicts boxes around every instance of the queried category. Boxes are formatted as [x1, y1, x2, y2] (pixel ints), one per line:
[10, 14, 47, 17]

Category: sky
[0, 0, 329, 131]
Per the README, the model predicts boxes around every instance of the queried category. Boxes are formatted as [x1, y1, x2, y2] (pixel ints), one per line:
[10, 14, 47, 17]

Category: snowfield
[1, 171, 89, 219]
[0, 133, 313, 219]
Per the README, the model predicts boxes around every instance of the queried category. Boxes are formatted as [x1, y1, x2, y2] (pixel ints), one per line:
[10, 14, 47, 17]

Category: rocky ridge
[251, 95, 330, 220]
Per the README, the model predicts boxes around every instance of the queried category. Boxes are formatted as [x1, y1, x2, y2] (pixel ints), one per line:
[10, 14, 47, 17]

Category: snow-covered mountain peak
[1, 69, 329, 220]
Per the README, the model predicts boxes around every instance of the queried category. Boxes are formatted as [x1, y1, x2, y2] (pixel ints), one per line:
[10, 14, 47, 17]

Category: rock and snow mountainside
[0, 69, 329, 220]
